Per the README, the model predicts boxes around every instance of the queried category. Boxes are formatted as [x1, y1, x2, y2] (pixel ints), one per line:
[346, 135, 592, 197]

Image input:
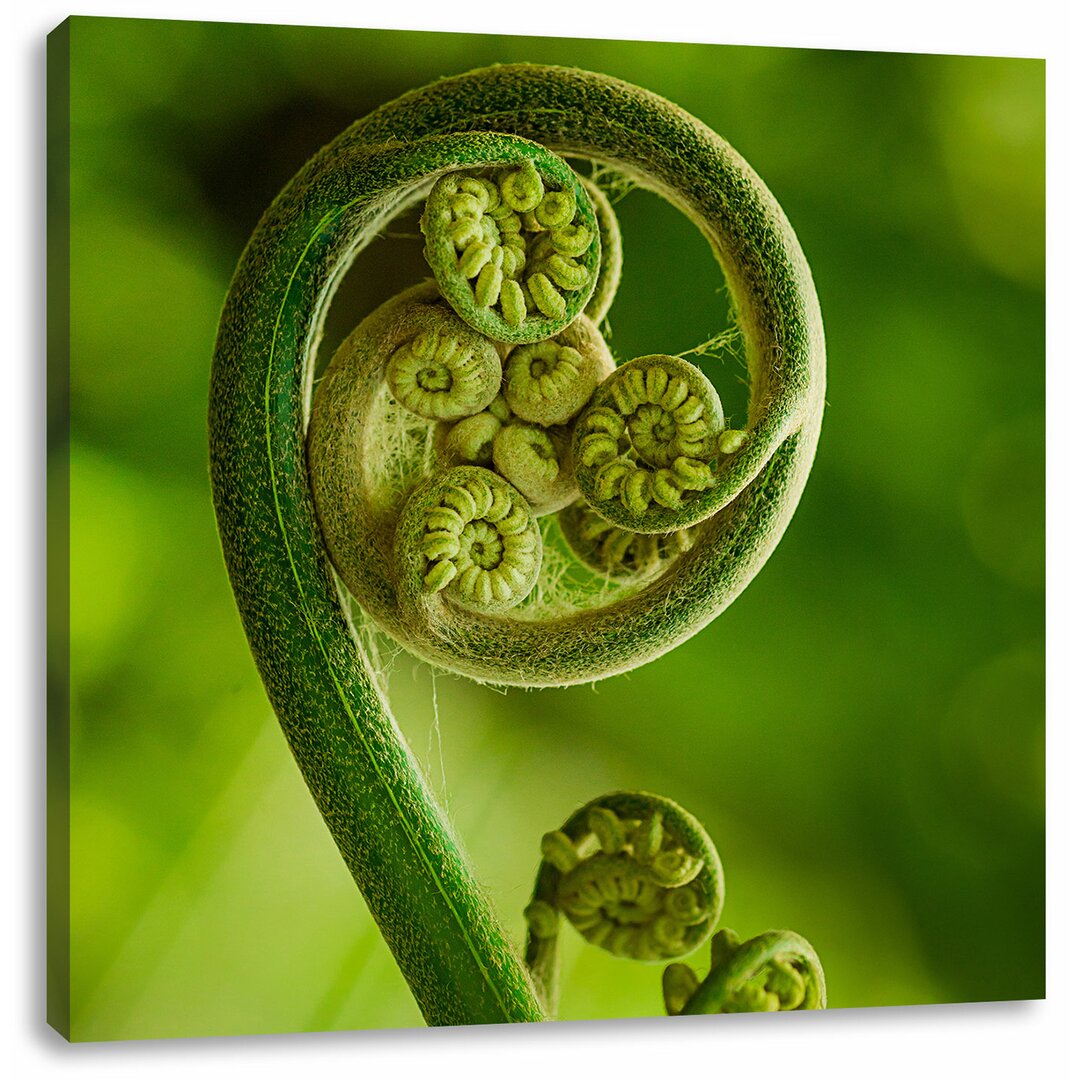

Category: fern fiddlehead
[524, 792, 724, 1014]
[663, 928, 827, 1015]
[383, 306, 503, 421]
[306, 66, 825, 687]
[572, 353, 727, 531]
[209, 63, 825, 1027]
[421, 154, 601, 340]
[397, 464, 544, 613]
[525, 793, 825, 1019]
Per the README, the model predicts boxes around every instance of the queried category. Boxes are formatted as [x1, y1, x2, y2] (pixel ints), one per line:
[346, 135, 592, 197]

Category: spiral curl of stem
[211, 63, 824, 1025]
[662, 928, 827, 1015]
[524, 792, 723, 1015]
[304, 70, 824, 686]
[573, 354, 727, 532]
[421, 158, 601, 343]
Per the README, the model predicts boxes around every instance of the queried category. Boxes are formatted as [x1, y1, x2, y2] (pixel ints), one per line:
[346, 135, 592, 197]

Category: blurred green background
[54, 16, 1045, 1040]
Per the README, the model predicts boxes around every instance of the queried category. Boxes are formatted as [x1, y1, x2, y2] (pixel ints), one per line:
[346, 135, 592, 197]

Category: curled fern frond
[395, 464, 543, 613]
[502, 316, 614, 427]
[421, 154, 601, 342]
[572, 354, 727, 531]
[305, 67, 824, 686]
[663, 928, 827, 1015]
[210, 62, 824, 1026]
[523, 792, 724, 1015]
[384, 306, 503, 421]
[491, 422, 578, 515]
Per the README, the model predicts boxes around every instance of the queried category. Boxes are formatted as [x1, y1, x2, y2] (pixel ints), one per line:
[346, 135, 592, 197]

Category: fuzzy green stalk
[209, 64, 824, 1026]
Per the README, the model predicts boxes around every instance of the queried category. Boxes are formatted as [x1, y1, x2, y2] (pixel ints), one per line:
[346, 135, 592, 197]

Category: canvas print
[47, 16, 1045, 1040]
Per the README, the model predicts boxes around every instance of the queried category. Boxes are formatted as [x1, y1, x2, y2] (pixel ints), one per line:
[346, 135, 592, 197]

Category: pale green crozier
[209, 63, 826, 1027]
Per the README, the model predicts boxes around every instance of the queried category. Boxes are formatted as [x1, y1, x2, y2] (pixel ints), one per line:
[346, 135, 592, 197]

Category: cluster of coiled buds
[523, 792, 723, 982]
[430, 314, 615, 518]
[522, 792, 825, 1019]
[662, 927, 827, 1015]
[401, 466, 542, 612]
[305, 129, 800, 686]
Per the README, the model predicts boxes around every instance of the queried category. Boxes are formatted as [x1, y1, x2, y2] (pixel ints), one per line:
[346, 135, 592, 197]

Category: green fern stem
[210, 135, 552, 1026]
[209, 64, 824, 1027]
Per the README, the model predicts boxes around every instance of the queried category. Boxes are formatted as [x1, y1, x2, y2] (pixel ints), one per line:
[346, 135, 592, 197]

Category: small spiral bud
[540, 830, 581, 874]
[524, 899, 560, 939]
[534, 190, 575, 229]
[527, 792, 723, 966]
[395, 466, 542, 614]
[667, 929, 827, 1015]
[632, 810, 664, 862]
[502, 315, 616, 427]
[421, 152, 601, 344]
[439, 410, 504, 465]
[544, 253, 591, 291]
[385, 318, 502, 421]
[662, 963, 700, 1016]
[664, 885, 705, 924]
[491, 423, 578, 516]
[718, 428, 750, 455]
[573, 354, 726, 532]
[587, 806, 627, 855]
[551, 224, 593, 258]
[527, 272, 567, 320]
[500, 161, 545, 212]
[648, 848, 705, 888]
[499, 279, 528, 328]
[765, 959, 807, 1009]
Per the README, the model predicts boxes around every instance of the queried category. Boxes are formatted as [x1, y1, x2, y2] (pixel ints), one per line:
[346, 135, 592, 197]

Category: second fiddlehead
[664, 928, 827, 1015]
[525, 793, 825, 1019]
